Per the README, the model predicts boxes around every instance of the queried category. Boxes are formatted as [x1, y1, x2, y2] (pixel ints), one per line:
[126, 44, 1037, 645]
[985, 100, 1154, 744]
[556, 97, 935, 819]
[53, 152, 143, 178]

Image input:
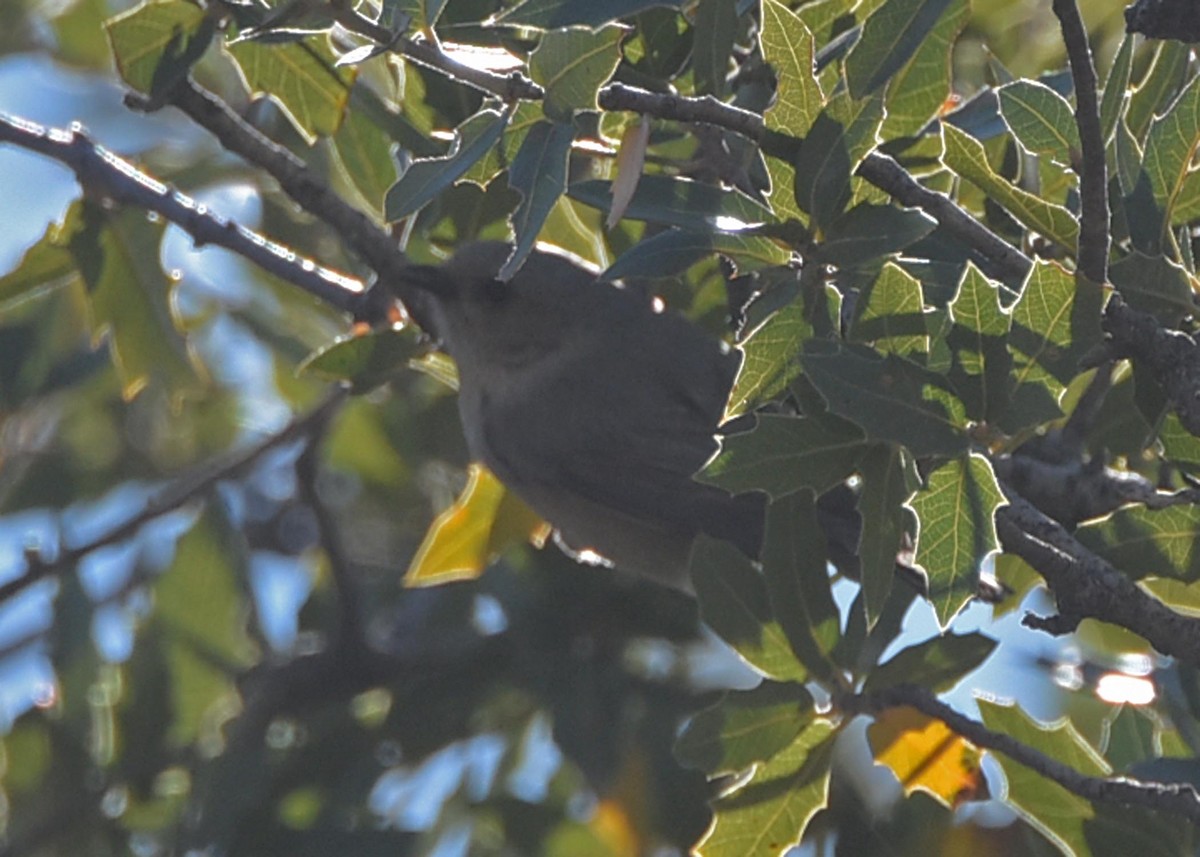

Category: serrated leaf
[0, 218, 79, 306]
[385, 108, 509, 221]
[601, 230, 790, 281]
[845, 0, 953, 100]
[1075, 505, 1200, 582]
[998, 80, 1081, 164]
[568, 175, 772, 230]
[864, 632, 996, 694]
[529, 25, 624, 120]
[817, 203, 936, 267]
[868, 706, 982, 806]
[881, 0, 967, 139]
[942, 123, 1079, 251]
[69, 202, 203, 399]
[405, 464, 550, 586]
[297, 328, 419, 392]
[1160, 413, 1200, 468]
[945, 263, 1013, 422]
[977, 699, 1109, 857]
[849, 262, 928, 356]
[911, 454, 1004, 627]
[1108, 251, 1197, 326]
[795, 94, 884, 231]
[1007, 261, 1104, 430]
[690, 536, 807, 682]
[1126, 40, 1189, 141]
[695, 720, 834, 857]
[760, 0, 823, 136]
[703, 414, 866, 499]
[105, 0, 211, 95]
[226, 34, 355, 141]
[676, 682, 815, 775]
[802, 341, 968, 456]
[333, 101, 400, 212]
[502, 120, 575, 279]
[762, 491, 842, 680]
[494, 0, 678, 28]
[728, 296, 812, 416]
[857, 443, 918, 627]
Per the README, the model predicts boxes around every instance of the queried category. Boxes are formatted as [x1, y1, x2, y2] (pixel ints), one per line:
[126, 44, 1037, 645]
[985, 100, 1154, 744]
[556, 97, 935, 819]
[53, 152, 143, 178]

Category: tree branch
[0, 113, 369, 316]
[1053, 0, 1110, 283]
[848, 683, 1200, 823]
[995, 488, 1200, 666]
[0, 389, 349, 606]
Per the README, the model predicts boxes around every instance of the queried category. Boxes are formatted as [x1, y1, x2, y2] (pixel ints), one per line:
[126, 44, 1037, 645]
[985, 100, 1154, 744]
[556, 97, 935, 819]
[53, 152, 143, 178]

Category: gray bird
[396, 241, 765, 589]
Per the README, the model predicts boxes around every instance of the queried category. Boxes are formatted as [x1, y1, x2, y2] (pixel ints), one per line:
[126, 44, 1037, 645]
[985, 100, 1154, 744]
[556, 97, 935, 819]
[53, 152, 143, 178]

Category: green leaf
[601, 230, 790, 281]
[105, 0, 211, 95]
[568, 175, 773, 230]
[695, 720, 835, 857]
[1007, 261, 1104, 430]
[864, 631, 995, 693]
[384, 108, 509, 221]
[529, 25, 624, 120]
[762, 491, 842, 680]
[297, 328, 420, 392]
[691, 536, 807, 682]
[226, 34, 355, 141]
[1135, 72, 1200, 251]
[941, 123, 1079, 251]
[502, 120, 575, 279]
[332, 98, 400, 213]
[1108, 251, 1197, 326]
[880, 0, 968, 139]
[817, 203, 936, 267]
[69, 202, 204, 399]
[760, 0, 823, 136]
[857, 443, 919, 627]
[704, 414, 866, 499]
[1160, 413, 1200, 469]
[155, 511, 257, 747]
[998, 80, 1081, 164]
[1075, 505, 1200, 582]
[1099, 33, 1134, 146]
[977, 699, 1109, 857]
[728, 295, 812, 415]
[850, 262, 928, 357]
[676, 682, 815, 775]
[1126, 40, 1189, 141]
[802, 341, 968, 457]
[845, 0, 953, 100]
[495, 0, 679, 28]
[910, 454, 1004, 627]
[945, 262, 1012, 422]
[796, 94, 885, 231]
[692, 0, 737, 96]
[0, 218, 80, 307]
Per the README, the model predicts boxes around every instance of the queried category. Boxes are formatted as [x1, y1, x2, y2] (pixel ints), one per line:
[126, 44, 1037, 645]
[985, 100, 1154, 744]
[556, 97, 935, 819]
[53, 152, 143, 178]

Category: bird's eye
[481, 278, 509, 305]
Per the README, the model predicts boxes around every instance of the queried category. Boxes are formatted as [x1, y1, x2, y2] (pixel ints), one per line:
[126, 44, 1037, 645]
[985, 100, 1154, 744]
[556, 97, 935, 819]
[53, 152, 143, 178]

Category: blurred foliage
[2, 0, 1200, 855]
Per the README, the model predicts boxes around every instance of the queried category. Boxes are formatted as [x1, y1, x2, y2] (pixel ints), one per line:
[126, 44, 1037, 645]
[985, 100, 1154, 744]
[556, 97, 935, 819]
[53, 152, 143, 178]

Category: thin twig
[0, 389, 349, 606]
[1053, 0, 1109, 283]
[0, 113, 367, 315]
[848, 683, 1200, 823]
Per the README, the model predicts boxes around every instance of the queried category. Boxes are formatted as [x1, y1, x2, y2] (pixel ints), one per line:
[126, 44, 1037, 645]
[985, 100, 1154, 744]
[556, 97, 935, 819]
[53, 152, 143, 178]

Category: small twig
[0, 113, 367, 315]
[1053, 0, 1110, 283]
[0, 389, 349, 606]
[996, 488, 1200, 666]
[848, 683, 1200, 823]
[293, 402, 365, 654]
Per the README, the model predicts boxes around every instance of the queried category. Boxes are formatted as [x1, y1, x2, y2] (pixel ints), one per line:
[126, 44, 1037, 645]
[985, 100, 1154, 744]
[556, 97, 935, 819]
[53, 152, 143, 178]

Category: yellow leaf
[867, 706, 982, 807]
[404, 464, 549, 587]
